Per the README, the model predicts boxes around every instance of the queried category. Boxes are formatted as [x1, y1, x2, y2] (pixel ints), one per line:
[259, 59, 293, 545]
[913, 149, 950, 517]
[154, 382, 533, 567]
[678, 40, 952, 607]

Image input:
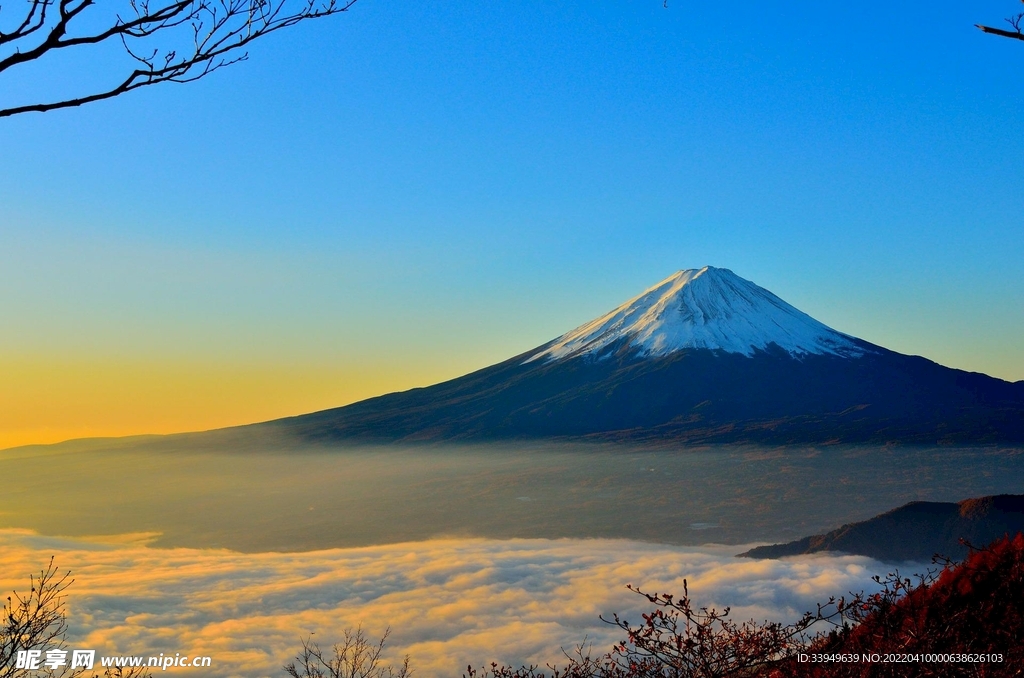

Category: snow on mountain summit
[526, 267, 865, 363]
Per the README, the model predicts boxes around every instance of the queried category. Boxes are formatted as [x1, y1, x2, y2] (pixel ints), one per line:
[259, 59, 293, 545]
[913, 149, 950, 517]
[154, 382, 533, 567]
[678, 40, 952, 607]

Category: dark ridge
[263, 341, 1024, 446]
[738, 494, 1024, 562]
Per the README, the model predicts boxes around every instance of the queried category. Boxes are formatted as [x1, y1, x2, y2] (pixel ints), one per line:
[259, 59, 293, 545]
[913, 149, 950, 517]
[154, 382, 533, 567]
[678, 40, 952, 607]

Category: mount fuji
[272, 267, 1024, 445]
[524, 267, 865, 363]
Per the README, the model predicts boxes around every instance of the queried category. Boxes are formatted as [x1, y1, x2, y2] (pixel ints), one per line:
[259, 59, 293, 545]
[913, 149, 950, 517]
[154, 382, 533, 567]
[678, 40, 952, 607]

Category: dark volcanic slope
[739, 494, 1024, 562]
[268, 341, 1024, 445]
[261, 269, 1024, 446]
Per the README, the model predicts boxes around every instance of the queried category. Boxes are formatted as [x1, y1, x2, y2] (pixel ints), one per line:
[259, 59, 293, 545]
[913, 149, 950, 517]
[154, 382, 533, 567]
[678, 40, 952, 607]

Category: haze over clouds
[0, 530, 894, 678]
[7, 443, 1024, 554]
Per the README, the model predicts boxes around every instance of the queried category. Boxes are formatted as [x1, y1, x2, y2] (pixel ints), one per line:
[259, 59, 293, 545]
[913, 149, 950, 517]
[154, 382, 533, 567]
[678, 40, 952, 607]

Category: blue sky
[1, 1, 1022, 445]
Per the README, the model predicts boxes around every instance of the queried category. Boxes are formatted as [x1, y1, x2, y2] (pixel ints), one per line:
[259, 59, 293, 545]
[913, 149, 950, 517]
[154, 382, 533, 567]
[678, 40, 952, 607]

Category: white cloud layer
[0, 530, 892, 678]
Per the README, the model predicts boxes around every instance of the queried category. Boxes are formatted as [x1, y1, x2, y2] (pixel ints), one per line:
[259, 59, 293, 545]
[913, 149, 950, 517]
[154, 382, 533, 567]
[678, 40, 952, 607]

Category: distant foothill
[740, 494, 1024, 562]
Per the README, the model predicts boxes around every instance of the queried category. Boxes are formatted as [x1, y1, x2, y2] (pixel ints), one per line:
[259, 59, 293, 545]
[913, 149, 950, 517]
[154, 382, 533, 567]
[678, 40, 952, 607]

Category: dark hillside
[268, 344, 1024, 446]
[740, 494, 1024, 562]
[778, 534, 1024, 677]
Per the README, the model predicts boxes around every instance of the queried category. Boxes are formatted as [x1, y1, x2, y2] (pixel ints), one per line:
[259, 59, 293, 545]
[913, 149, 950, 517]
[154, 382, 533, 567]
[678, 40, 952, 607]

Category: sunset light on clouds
[0, 531, 888, 677]
[2, 2, 1023, 676]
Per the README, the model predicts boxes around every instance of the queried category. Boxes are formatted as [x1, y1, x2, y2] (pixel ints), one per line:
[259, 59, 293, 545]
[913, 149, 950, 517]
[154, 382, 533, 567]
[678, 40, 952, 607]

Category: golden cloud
[0, 531, 890, 678]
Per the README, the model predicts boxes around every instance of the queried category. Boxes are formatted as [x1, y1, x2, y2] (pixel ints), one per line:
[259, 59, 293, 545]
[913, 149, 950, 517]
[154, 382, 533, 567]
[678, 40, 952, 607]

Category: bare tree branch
[0, 0, 357, 118]
[977, 1, 1024, 42]
[1, 559, 155, 678]
[0, 557, 72, 678]
[976, 22, 1024, 41]
[284, 627, 411, 678]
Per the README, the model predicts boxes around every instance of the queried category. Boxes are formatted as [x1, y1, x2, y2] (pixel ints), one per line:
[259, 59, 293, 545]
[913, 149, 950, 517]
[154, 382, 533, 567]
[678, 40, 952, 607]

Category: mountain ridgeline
[739, 494, 1024, 562]
[270, 267, 1024, 446]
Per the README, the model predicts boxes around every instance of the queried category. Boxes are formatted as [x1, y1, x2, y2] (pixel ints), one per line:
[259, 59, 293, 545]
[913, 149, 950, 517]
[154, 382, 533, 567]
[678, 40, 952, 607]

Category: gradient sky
[2, 1, 1023, 448]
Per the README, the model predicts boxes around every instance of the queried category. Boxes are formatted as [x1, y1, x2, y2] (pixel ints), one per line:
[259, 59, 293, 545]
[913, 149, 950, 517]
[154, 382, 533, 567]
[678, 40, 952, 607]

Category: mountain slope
[739, 494, 1024, 562]
[268, 267, 1024, 445]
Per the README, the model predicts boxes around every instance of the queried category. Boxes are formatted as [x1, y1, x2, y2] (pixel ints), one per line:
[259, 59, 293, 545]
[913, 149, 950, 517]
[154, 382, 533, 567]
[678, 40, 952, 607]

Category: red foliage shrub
[777, 534, 1024, 678]
[469, 535, 1024, 678]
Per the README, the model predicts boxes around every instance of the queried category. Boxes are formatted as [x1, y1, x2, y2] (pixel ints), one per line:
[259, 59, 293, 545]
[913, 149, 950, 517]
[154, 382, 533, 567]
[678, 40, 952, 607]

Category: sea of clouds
[0, 530, 898, 678]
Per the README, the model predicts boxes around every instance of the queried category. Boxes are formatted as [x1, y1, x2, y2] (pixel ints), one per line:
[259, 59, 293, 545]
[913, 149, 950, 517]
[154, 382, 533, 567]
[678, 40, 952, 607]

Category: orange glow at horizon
[0, 356, 460, 450]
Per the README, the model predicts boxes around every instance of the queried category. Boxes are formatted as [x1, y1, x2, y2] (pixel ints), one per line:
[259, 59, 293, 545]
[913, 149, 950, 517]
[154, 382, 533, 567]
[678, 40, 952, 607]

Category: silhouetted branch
[284, 626, 411, 678]
[976, 1, 1024, 41]
[0, 557, 72, 678]
[0, 0, 357, 117]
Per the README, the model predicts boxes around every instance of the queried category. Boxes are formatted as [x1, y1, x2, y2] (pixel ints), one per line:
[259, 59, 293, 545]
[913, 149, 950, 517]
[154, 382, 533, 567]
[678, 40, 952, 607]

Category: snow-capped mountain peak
[526, 266, 865, 363]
